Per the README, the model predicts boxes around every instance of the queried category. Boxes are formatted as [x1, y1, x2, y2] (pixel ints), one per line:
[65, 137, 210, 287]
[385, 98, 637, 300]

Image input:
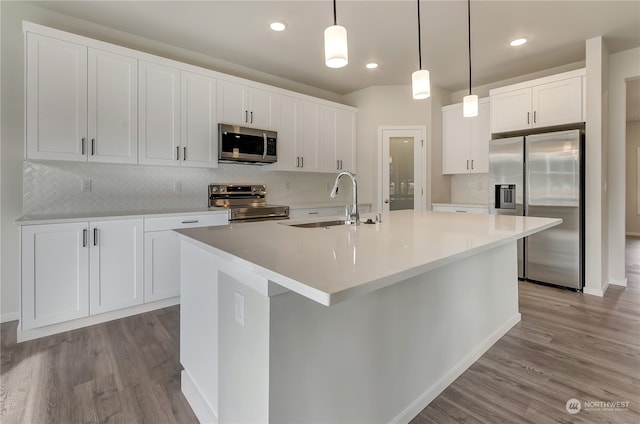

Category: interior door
[380, 127, 426, 212]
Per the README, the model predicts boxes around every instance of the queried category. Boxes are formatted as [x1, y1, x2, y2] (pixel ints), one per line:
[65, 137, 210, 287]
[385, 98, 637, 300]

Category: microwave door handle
[263, 133, 267, 159]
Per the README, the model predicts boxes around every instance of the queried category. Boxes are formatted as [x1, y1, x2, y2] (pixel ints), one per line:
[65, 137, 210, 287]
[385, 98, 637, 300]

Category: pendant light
[324, 0, 348, 68]
[463, 0, 478, 117]
[412, 0, 430, 99]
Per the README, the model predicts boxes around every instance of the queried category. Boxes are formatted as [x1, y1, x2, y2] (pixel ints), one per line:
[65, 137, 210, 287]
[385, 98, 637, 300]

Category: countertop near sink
[16, 207, 228, 225]
[176, 209, 559, 306]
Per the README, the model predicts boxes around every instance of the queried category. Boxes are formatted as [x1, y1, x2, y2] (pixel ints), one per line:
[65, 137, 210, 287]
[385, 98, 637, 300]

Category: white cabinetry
[21, 222, 90, 330]
[89, 219, 144, 314]
[144, 213, 228, 303]
[87, 49, 138, 164]
[319, 107, 357, 172]
[138, 65, 217, 168]
[181, 71, 218, 168]
[490, 69, 585, 134]
[217, 79, 279, 129]
[20, 218, 143, 329]
[432, 204, 489, 214]
[272, 96, 356, 173]
[26, 34, 88, 161]
[26, 32, 138, 163]
[442, 98, 490, 174]
[138, 61, 181, 166]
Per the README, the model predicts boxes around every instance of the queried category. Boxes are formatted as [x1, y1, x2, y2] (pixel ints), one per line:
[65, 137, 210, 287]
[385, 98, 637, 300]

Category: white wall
[343, 85, 451, 210]
[626, 121, 640, 236]
[609, 47, 640, 286]
[0, 1, 350, 321]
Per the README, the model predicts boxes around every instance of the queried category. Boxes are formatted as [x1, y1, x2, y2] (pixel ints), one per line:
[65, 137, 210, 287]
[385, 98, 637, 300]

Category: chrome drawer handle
[181, 220, 199, 224]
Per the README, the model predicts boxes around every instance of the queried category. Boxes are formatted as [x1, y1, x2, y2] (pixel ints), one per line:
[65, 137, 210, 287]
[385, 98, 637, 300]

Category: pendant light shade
[324, 0, 348, 68]
[324, 25, 348, 68]
[464, 0, 478, 117]
[463, 94, 479, 117]
[412, 0, 431, 100]
[412, 70, 431, 99]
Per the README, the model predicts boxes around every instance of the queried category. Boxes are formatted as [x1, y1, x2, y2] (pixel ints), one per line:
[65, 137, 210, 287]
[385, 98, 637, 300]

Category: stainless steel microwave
[218, 124, 277, 164]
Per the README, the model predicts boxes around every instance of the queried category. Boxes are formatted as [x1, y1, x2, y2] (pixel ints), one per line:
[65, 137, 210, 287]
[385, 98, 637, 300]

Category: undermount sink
[284, 219, 348, 229]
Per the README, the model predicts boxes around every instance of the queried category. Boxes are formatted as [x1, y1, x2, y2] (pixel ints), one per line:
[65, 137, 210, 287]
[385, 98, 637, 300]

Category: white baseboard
[609, 277, 628, 287]
[583, 284, 606, 297]
[182, 371, 218, 424]
[1, 311, 19, 323]
[390, 312, 522, 424]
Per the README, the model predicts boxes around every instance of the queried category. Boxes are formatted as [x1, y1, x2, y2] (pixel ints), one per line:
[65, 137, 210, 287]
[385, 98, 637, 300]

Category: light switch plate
[81, 179, 92, 192]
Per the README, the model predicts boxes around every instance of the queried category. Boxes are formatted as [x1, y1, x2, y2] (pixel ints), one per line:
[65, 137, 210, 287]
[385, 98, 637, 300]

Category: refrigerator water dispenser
[495, 184, 516, 209]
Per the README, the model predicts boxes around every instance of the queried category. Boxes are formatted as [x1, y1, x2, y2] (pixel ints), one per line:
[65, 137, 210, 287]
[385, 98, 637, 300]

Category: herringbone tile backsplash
[450, 173, 489, 205]
[23, 161, 340, 215]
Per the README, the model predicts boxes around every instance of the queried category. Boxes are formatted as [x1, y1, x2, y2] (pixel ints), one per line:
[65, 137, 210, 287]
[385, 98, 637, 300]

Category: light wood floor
[1, 238, 639, 423]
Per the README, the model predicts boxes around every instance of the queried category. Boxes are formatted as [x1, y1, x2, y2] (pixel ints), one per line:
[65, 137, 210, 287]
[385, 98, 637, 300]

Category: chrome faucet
[330, 171, 359, 225]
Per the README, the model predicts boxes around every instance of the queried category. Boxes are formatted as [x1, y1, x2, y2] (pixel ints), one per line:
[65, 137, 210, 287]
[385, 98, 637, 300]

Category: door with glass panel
[379, 127, 427, 212]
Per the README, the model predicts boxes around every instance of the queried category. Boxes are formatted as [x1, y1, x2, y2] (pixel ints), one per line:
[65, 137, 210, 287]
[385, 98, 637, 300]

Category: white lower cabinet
[89, 219, 144, 314]
[143, 213, 229, 303]
[21, 222, 90, 330]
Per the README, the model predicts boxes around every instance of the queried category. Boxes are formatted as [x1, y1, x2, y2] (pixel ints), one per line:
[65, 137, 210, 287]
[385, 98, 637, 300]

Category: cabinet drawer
[432, 205, 488, 214]
[144, 213, 228, 232]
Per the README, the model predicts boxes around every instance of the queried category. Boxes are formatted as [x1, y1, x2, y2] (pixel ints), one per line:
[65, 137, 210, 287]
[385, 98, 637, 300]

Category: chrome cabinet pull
[340, 160, 343, 169]
[337, 159, 340, 170]
[296, 156, 300, 167]
[93, 228, 98, 246]
[181, 220, 199, 224]
[91, 139, 95, 155]
[466, 159, 469, 170]
[534, 110, 537, 124]
[262, 133, 267, 159]
[245, 110, 248, 123]
[471, 159, 474, 169]
[83, 229, 88, 247]
[176, 146, 180, 160]
[183, 147, 186, 161]
[250, 111, 254, 124]
[81, 138, 86, 155]
[527, 112, 530, 124]
[308, 212, 319, 215]
[301, 157, 304, 168]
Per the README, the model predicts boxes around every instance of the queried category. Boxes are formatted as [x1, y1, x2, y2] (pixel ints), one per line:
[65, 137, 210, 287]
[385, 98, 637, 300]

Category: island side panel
[268, 241, 520, 424]
[180, 240, 220, 422]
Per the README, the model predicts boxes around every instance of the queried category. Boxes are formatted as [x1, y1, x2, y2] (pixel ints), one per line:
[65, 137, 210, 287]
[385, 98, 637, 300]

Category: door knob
[384, 199, 390, 204]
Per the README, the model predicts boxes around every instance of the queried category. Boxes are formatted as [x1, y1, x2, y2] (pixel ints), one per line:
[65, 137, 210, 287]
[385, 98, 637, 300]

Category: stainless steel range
[208, 184, 289, 222]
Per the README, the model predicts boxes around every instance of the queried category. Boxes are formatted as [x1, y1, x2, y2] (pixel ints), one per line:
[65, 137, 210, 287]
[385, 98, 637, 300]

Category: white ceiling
[29, 0, 640, 95]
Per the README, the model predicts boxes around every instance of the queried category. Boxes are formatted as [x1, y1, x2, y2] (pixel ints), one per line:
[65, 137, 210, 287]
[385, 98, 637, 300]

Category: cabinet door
[490, 88, 532, 133]
[217, 79, 248, 125]
[299, 101, 320, 171]
[89, 219, 144, 315]
[532, 77, 582, 128]
[181, 71, 218, 168]
[88, 49, 138, 164]
[470, 99, 490, 174]
[275, 95, 300, 170]
[319, 106, 338, 172]
[139, 61, 181, 166]
[336, 109, 356, 172]
[21, 222, 89, 330]
[26, 33, 88, 161]
[442, 104, 471, 174]
[250, 88, 279, 129]
[144, 231, 180, 302]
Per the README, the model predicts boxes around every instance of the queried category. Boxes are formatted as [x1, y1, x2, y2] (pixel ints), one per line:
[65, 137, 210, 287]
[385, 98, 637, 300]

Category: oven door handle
[262, 133, 267, 159]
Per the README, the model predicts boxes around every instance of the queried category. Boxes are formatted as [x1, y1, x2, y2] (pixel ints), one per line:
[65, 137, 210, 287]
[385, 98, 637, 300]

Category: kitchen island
[176, 210, 560, 424]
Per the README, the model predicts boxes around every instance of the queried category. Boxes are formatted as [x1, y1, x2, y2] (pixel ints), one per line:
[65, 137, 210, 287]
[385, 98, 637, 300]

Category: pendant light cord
[467, 0, 472, 95]
[417, 0, 422, 70]
[333, 0, 338, 25]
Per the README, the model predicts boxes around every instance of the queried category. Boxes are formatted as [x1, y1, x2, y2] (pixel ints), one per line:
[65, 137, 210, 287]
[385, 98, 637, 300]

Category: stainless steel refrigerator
[489, 129, 584, 290]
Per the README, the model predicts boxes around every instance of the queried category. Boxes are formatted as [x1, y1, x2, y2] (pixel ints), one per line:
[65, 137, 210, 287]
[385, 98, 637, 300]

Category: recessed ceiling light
[366, 63, 378, 69]
[510, 37, 528, 47]
[270, 21, 287, 32]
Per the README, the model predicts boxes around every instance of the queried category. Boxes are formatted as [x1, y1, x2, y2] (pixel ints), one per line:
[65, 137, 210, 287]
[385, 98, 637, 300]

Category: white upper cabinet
[87, 49, 138, 163]
[318, 106, 357, 173]
[139, 61, 181, 166]
[26, 33, 138, 164]
[319, 106, 338, 172]
[299, 100, 320, 171]
[217, 79, 279, 129]
[271, 95, 300, 171]
[26, 33, 88, 161]
[442, 98, 490, 175]
[335, 108, 356, 172]
[181, 71, 218, 168]
[490, 69, 585, 134]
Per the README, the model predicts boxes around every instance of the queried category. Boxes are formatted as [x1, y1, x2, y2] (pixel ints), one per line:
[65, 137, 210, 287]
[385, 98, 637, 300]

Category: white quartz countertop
[176, 210, 560, 306]
[288, 202, 372, 210]
[16, 207, 228, 225]
[432, 203, 488, 208]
